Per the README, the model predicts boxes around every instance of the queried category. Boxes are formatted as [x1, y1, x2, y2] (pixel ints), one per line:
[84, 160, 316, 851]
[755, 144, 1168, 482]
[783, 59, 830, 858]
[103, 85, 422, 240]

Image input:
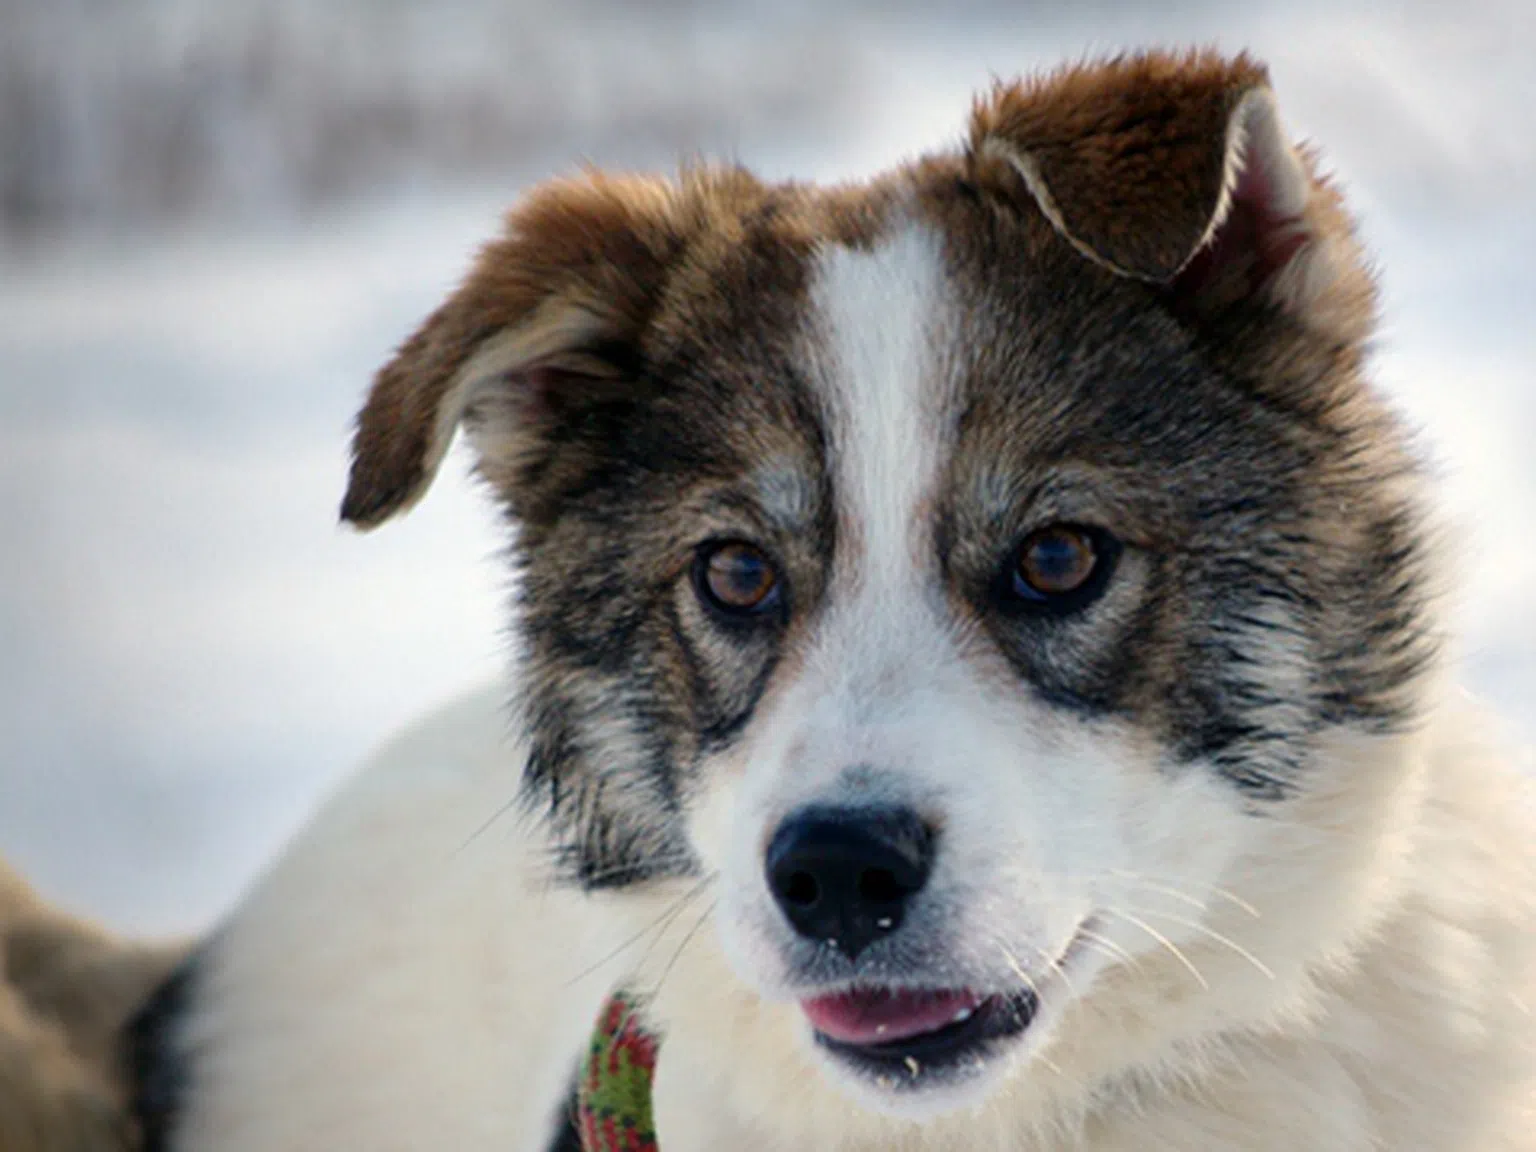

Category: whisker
[563, 875, 712, 988]
[1108, 869, 1260, 919]
[997, 943, 1043, 1000]
[1208, 886, 1261, 920]
[1102, 908, 1209, 990]
[1029, 941, 1079, 1000]
[654, 900, 717, 994]
[1133, 908, 1275, 981]
[991, 952, 1065, 1078]
[454, 795, 525, 855]
[1106, 871, 1209, 914]
[1075, 925, 1140, 971]
[610, 897, 718, 1044]
[626, 882, 717, 984]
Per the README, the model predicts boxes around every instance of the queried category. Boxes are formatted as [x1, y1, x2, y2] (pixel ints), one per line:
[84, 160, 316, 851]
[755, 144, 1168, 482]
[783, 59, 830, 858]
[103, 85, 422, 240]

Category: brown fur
[340, 166, 899, 533]
[342, 172, 686, 528]
[0, 861, 184, 1152]
[969, 49, 1268, 280]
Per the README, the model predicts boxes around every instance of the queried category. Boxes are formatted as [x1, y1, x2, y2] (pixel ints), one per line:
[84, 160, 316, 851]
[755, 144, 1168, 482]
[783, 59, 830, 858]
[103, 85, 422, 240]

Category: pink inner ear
[1171, 154, 1311, 303]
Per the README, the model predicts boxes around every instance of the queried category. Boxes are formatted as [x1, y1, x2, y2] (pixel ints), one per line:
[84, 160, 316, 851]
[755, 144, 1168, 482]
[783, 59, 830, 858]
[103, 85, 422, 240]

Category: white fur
[171, 689, 682, 1152]
[1222, 88, 1345, 317]
[1205, 89, 1310, 258]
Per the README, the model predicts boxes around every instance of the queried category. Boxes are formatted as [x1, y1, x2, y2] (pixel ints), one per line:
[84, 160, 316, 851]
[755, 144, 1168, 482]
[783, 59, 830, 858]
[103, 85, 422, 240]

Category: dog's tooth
[876, 1024, 888, 1035]
[875, 917, 894, 930]
[952, 1006, 974, 1023]
[905, 1056, 921, 1078]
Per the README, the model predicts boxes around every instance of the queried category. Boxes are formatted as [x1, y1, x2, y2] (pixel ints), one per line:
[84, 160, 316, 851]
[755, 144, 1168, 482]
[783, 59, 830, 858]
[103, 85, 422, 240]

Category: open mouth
[802, 986, 1039, 1075]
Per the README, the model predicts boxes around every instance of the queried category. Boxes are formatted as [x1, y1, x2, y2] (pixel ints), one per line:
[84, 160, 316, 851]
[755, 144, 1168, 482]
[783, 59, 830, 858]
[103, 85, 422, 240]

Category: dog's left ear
[971, 50, 1359, 325]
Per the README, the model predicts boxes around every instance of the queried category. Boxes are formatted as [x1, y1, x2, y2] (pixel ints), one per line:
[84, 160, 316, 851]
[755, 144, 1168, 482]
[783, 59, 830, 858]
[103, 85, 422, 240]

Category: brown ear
[339, 173, 684, 529]
[970, 49, 1335, 305]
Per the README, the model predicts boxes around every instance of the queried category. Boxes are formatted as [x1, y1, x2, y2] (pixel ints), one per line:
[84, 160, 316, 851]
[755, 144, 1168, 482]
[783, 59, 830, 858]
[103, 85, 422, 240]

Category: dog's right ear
[969, 50, 1370, 337]
[340, 174, 685, 529]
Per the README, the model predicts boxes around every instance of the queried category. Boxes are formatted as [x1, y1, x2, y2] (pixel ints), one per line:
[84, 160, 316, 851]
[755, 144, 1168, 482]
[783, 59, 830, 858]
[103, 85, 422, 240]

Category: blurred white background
[1, 0, 1531, 935]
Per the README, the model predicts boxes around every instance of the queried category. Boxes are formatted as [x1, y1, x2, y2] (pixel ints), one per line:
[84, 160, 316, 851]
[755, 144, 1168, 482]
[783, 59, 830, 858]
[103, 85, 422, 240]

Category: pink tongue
[802, 987, 983, 1045]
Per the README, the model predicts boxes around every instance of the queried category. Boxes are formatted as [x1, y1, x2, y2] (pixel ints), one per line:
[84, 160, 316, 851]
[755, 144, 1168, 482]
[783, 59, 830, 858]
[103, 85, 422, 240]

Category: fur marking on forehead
[804, 223, 957, 591]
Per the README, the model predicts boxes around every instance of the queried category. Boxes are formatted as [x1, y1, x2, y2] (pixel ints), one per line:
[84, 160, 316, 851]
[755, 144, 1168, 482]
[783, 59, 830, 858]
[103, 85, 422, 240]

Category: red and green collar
[576, 993, 660, 1152]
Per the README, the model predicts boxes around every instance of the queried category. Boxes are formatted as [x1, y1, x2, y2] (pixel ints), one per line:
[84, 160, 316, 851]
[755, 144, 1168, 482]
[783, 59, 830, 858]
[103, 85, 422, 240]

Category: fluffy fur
[0, 860, 183, 1152]
[18, 48, 1536, 1152]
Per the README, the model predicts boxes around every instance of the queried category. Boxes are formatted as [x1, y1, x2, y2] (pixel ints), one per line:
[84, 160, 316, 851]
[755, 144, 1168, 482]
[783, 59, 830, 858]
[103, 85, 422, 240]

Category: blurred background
[1, 0, 1532, 936]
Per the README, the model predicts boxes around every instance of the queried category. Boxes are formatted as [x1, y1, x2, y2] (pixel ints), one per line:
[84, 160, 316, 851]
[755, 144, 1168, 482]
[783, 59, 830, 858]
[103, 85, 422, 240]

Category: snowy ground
[1, 0, 1531, 935]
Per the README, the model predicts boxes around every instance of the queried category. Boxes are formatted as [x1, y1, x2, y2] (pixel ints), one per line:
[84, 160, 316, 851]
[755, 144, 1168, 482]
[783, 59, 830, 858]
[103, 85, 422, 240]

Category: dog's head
[343, 51, 1440, 1120]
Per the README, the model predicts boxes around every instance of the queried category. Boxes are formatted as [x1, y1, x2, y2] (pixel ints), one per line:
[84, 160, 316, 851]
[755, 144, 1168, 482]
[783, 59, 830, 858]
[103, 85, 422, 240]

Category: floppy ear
[970, 50, 1357, 322]
[340, 173, 684, 529]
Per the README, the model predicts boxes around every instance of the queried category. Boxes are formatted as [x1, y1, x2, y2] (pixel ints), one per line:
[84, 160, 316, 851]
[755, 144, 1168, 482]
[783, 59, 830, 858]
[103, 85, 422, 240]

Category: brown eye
[695, 541, 782, 618]
[1009, 524, 1115, 610]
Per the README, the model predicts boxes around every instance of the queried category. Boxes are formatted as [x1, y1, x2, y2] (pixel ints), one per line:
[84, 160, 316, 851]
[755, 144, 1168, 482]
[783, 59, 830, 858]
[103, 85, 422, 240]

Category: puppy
[127, 49, 1535, 1151]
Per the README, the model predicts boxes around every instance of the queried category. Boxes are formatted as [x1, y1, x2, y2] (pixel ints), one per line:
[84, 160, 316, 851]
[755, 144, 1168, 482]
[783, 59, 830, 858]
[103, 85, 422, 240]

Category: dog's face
[343, 52, 1438, 1118]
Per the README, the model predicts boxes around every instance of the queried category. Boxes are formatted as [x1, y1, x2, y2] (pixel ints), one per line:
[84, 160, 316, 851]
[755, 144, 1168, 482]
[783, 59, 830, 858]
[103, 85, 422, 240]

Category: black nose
[765, 806, 934, 960]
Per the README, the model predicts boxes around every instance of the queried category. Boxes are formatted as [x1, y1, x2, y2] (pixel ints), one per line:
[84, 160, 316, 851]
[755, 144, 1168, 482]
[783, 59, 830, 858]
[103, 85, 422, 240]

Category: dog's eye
[1007, 525, 1116, 611]
[694, 541, 782, 618]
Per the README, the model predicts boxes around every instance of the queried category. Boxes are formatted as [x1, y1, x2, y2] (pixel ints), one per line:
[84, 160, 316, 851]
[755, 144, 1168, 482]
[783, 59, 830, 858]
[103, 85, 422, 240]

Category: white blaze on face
[688, 220, 984, 981]
[778, 222, 966, 789]
[817, 223, 953, 605]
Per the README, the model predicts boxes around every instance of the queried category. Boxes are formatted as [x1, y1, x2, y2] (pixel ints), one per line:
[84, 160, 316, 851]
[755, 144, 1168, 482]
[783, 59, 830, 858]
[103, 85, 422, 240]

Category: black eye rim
[690, 539, 787, 625]
[995, 523, 1121, 617]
